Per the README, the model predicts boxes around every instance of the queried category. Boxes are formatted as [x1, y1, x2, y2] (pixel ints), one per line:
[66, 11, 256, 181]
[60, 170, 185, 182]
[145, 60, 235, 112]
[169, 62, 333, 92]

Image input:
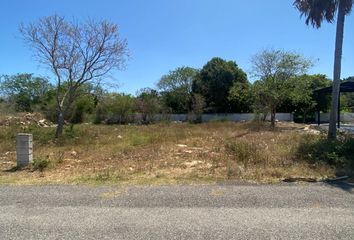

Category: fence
[106, 113, 294, 124]
[315, 112, 354, 123]
[164, 113, 293, 122]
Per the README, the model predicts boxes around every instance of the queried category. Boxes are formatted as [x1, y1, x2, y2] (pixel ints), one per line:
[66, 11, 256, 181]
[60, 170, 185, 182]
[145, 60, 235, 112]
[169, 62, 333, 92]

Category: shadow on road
[324, 180, 354, 193]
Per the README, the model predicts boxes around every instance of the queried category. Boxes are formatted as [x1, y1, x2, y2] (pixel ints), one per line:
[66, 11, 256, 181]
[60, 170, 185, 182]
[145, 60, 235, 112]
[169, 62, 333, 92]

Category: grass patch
[225, 141, 269, 169]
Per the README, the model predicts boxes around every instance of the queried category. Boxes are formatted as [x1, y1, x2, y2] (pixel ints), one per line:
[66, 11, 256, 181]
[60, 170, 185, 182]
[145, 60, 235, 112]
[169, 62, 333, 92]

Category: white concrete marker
[16, 133, 33, 167]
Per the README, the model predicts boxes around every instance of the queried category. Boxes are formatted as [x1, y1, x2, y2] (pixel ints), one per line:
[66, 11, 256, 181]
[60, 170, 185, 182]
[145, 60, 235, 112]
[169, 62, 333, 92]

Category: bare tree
[20, 15, 129, 138]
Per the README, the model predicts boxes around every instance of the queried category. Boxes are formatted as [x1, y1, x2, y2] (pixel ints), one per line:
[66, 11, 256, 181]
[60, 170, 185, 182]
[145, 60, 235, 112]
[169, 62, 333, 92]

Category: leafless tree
[20, 15, 129, 138]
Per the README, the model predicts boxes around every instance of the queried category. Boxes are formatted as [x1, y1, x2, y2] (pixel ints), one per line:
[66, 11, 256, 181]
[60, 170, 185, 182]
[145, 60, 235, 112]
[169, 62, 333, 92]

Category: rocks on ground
[0, 113, 54, 127]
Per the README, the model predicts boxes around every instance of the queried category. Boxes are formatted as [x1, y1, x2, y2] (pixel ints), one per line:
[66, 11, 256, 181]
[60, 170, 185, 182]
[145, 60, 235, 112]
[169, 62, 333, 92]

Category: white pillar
[16, 133, 33, 167]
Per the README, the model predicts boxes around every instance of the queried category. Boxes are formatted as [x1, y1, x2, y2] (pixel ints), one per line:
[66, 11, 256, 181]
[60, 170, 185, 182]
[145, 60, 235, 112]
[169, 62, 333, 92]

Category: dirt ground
[0, 118, 335, 185]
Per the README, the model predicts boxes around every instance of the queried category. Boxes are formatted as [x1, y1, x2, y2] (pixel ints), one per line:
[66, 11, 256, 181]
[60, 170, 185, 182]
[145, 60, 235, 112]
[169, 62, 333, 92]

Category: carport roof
[314, 81, 354, 94]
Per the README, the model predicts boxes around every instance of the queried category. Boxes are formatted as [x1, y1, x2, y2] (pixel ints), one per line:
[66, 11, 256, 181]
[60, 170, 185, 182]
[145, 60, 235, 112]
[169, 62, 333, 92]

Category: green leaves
[193, 57, 248, 113]
[251, 49, 313, 81]
[251, 49, 315, 124]
[157, 67, 198, 94]
[228, 82, 253, 113]
[157, 67, 198, 113]
[294, 0, 353, 28]
[297, 134, 354, 168]
[0, 73, 52, 112]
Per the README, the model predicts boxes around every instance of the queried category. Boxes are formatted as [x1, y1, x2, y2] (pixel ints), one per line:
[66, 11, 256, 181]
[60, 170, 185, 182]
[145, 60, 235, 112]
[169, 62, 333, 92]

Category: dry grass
[0, 120, 336, 185]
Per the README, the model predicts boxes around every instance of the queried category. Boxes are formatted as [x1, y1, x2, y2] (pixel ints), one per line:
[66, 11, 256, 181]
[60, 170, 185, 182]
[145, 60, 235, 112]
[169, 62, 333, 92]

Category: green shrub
[32, 158, 50, 171]
[95, 93, 135, 124]
[70, 96, 95, 124]
[297, 135, 354, 169]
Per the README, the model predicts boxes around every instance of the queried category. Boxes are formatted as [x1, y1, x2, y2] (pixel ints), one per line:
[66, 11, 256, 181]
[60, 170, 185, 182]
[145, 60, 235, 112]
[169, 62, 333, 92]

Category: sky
[0, 0, 353, 94]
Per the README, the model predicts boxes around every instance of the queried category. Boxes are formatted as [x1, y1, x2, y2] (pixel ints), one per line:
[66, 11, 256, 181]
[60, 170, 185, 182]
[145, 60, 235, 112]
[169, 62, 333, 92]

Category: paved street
[0, 183, 353, 240]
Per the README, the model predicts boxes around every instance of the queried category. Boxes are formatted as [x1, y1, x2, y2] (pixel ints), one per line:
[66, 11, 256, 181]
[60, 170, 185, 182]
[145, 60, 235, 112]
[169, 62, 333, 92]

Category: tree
[20, 15, 129, 138]
[294, 0, 353, 138]
[0, 73, 52, 112]
[94, 93, 135, 124]
[192, 57, 248, 113]
[251, 49, 313, 128]
[67, 83, 100, 124]
[135, 88, 161, 124]
[69, 94, 96, 124]
[190, 93, 205, 123]
[157, 67, 198, 113]
[228, 82, 254, 113]
[341, 76, 354, 112]
[290, 74, 331, 122]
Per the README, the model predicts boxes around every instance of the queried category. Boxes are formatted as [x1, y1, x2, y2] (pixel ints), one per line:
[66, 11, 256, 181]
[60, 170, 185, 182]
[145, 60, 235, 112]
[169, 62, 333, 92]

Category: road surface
[0, 182, 353, 239]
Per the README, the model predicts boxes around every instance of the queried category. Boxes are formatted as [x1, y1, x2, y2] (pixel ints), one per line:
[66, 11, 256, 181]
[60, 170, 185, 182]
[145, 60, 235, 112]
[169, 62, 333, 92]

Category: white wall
[131, 113, 294, 123]
[315, 112, 354, 123]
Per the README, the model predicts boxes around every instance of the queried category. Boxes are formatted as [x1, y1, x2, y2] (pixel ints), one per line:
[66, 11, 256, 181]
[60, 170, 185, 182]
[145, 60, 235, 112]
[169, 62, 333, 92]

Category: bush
[32, 158, 50, 171]
[0, 101, 16, 115]
[95, 93, 135, 124]
[70, 95, 95, 124]
[135, 88, 161, 124]
[297, 135, 354, 170]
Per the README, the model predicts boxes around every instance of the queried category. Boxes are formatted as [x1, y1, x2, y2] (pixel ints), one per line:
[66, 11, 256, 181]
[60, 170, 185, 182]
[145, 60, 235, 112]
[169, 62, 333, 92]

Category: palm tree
[294, 0, 353, 139]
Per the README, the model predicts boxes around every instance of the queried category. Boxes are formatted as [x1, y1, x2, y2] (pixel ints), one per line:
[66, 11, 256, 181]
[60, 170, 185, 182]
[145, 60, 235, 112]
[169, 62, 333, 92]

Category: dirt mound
[0, 113, 54, 127]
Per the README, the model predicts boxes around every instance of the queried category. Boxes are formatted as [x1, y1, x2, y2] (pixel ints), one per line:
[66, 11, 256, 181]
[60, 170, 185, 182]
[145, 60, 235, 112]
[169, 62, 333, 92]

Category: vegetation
[250, 49, 314, 127]
[0, 74, 52, 112]
[294, 0, 354, 139]
[190, 94, 206, 123]
[32, 158, 50, 172]
[298, 135, 354, 168]
[2, 15, 348, 133]
[94, 93, 135, 124]
[158, 67, 198, 114]
[1, 121, 347, 185]
[193, 57, 248, 113]
[0, 70, 347, 130]
[20, 15, 129, 138]
[135, 88, 161, 124]
[291, 74, 331, 122]
[1, 6, 353, 186]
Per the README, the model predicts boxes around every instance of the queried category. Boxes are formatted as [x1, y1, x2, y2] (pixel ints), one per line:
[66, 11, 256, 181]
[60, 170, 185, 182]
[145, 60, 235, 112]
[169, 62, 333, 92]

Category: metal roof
[314, 81, 354, 94]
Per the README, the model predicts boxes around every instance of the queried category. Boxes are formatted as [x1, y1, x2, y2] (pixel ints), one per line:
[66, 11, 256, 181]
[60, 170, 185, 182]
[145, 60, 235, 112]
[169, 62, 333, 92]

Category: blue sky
[0, 0, 353, 94]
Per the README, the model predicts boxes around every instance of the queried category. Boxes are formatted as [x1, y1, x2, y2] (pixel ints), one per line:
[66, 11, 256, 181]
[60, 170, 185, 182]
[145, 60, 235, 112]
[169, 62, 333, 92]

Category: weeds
[32, 158, 50, 171]
[225, 140, 268, 169]
[297, 134, 354, 171]
[0, 121, 344, 184]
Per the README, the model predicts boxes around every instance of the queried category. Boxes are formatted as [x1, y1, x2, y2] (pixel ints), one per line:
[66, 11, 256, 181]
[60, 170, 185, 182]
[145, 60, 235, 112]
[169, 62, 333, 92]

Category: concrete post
[16, 133, 33, 167]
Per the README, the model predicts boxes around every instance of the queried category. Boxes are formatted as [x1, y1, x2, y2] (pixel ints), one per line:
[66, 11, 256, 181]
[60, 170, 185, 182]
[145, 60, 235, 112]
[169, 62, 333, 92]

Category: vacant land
[0, 114, 352, 185]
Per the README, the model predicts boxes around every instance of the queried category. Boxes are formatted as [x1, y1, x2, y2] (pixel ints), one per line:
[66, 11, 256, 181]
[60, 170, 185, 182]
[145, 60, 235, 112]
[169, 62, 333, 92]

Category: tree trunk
[55, 111, 64, 138]
[302, 111, 306, 123]
[328, 0, 346, 140]
[270, 108, 276, 129]
[262, 110, 267, 122]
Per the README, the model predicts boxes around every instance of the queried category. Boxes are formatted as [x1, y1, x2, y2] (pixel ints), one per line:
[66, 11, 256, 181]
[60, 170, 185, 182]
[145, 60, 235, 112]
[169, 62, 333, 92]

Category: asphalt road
[0, 182, 353, 240]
